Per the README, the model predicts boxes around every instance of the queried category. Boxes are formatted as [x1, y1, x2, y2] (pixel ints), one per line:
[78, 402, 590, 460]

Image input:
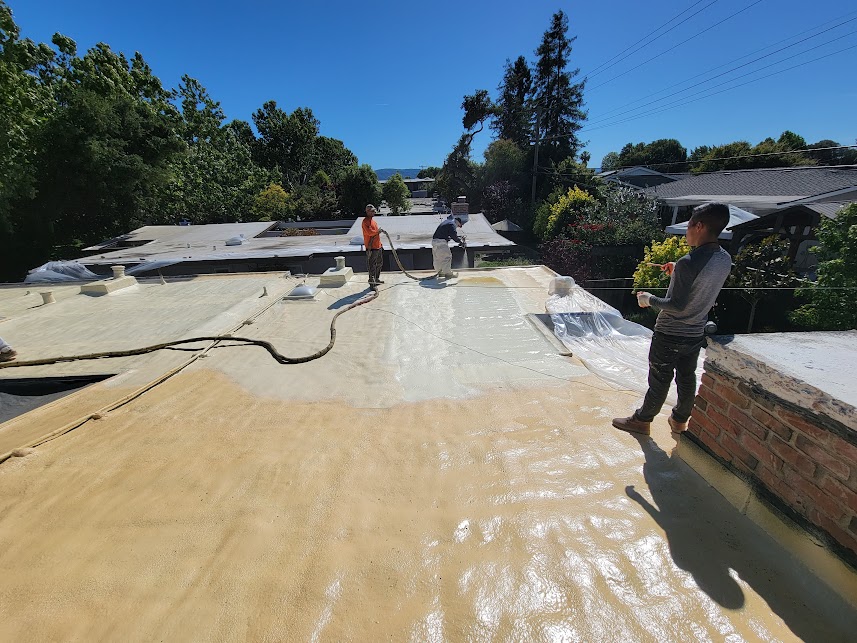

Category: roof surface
[79, 213, 513, 270]
[647, 166, 857, 202]
[1, 269, 855, 640]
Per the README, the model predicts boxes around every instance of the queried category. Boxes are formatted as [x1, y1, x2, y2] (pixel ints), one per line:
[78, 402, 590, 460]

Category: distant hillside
[375, 168, 423, 180]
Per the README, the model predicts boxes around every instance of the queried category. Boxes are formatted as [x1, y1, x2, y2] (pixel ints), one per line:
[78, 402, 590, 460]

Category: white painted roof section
[80, 215, 512, 269]
[84, 222, 275, 251]
[705, 332, 857, 431]
[350, 213, 515, 250]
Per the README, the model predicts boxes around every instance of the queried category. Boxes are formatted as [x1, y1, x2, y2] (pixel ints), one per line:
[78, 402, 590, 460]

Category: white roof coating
[78, 214, 513, 270]
[1, 268, 855, 640]
[705, 332, 857, 430]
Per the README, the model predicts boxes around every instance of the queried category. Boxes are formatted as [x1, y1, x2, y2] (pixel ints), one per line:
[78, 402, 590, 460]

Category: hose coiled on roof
[0, 289, 378, 369]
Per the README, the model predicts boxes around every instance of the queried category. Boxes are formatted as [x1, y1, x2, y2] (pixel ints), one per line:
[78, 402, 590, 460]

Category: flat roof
[78, 214, 513, 271]
[1, 269, 855, 639]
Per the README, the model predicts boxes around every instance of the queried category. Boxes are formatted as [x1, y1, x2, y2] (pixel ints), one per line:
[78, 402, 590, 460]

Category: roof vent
[225, 236, 244, 246]
[284, 284, 319, 300]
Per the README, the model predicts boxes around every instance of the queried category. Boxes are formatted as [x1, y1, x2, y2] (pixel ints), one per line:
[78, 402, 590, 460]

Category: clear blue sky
[10, 0, 857, 169]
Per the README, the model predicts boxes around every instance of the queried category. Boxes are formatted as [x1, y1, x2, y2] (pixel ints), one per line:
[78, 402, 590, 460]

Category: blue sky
[10, 0, 857, 169]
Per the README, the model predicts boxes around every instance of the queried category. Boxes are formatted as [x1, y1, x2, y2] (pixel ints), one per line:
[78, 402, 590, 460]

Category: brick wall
[688, 366, 857, 563]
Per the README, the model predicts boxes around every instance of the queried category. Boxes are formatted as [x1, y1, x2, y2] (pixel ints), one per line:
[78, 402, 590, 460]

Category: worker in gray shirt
[613, 202, 732, 436]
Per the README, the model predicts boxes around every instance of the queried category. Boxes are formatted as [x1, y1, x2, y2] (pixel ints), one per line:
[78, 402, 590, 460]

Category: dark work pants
[367, 248, 383, 284]
[635, 331, 706, 423]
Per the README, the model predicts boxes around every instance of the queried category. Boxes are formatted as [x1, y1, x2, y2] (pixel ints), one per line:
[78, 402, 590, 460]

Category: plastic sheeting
[546, 277, 703, 403]
[25, 261, 99, 283]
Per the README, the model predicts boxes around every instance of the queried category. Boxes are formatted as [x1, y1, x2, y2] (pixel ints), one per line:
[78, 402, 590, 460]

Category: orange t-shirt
[362, 217, 381, 250]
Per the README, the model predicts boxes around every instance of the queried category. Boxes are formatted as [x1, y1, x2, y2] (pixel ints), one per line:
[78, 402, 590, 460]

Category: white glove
[636, 291, 653, 308]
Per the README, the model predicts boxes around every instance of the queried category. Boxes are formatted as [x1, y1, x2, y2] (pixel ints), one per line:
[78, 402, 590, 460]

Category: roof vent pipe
[111, 265, 126, 279]
[335, 256, 346, 270]
[41, 291, 56, 305]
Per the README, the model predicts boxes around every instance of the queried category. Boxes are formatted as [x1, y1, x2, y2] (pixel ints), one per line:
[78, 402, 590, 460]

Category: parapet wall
[687, 332, 857, 566]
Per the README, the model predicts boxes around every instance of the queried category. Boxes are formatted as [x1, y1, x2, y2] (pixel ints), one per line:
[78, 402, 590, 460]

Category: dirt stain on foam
[0, 369, 852, 642]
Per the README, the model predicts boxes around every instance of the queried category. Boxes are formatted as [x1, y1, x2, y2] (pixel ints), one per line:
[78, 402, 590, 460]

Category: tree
[312, 135, 357, 177]
[482, 138, 527, 187]
[252, 184, 290, 222]
[806, 139, 857, 166]
[534, 185, 595, 240]
[613, 138, 687, 170]
[531, 10, 586, 168]
[252, 101, 320, 188]
[28, 43, 183, 249]
[491, 56, 532, 147]
[600, 151, 620, 171]
[792, 204, 857, 330]
[417, 166, 441, 179]
[177, 75, 224, 145]
[382, 173, 411, 215]
[727, 236, 797, 332]
[633, 236, 692, 292]
[339, 164, 381, 217]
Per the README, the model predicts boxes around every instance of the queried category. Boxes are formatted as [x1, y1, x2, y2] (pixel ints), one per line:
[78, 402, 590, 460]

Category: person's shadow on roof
[626, 435, 744, 609]
[627, 434, 857, 642]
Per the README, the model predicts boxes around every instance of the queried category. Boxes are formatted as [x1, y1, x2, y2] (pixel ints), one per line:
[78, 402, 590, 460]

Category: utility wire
[588, 0, 766, 92]
[584, 28, 857, 128]
[579, 43, 857, 133]
[585, 0, 719, 79]
[592, 10, 857, 120]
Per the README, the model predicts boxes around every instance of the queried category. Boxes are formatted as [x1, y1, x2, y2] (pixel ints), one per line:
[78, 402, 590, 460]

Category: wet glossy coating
[0, 269, 854, 641]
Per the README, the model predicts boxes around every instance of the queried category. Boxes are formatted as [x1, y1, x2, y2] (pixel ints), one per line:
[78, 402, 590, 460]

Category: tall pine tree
[531, 10, 586, 167]
[491, 56, 532, 148]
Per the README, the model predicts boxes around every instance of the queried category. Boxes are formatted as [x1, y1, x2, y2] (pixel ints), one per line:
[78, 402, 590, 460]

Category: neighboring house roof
[596, 166, 685, 189]
[78, 214, 513, 274]
[1, 268, 853, 640]
[647, 166, 857, 214]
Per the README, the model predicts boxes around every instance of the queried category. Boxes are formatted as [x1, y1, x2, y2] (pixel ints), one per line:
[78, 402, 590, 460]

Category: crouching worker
[432, 215, 464, 279]
[612, 202, 731, 436]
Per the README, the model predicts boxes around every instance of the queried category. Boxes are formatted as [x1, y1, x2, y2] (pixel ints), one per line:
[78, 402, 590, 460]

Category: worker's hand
[661, 261, 675, 276]
[636, 291, 653, 308]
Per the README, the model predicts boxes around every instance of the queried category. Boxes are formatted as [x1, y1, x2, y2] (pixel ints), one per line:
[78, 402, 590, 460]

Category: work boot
[0, 348, 17, 363]
[668, 415, 688, 433]
[612, 415, 651, 436]
[376, 279, 385, 284]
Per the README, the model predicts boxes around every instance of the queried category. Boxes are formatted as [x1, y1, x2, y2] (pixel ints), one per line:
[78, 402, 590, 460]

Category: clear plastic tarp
[546, 277, 703, 404]
[25, 261, 99, 283]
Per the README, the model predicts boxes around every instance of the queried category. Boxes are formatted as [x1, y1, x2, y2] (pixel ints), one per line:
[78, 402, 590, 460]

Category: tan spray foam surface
[1, 369, 855, 642]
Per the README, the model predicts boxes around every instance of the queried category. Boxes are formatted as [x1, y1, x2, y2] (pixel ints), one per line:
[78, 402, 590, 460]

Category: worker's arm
[638, 258, 693, 312]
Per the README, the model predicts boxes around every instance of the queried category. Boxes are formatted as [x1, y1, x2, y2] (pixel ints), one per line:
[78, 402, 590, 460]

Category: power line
[585, 28, 857, 128]
[578, 42, 857, 133]
[605, 147, 857, 172]
[590, 12, 857, 122]
[588, 0, 767, 92]
[585, 0, 719, 79]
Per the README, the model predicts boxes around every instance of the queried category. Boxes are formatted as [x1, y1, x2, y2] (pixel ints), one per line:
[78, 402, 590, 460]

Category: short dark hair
[454, 217, 463, 225]
[690, 202, 730, 236]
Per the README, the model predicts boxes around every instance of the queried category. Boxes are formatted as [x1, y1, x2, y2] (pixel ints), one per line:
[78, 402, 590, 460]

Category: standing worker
[0, 337, 16, 363]
[432, 215, 465, 279]
[612, 202, 732, 436]
[362, 204, 384, 290]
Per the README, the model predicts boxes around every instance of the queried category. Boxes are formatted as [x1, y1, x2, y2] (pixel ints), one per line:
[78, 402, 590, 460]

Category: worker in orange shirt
[362, 204, 384, 290]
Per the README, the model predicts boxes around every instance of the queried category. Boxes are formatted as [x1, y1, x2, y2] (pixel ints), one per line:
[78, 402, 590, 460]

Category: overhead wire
[584, 29, 857, 128]
[587, 0, 767, 92]
[591, 10, 857, 121]
[584, 0, 719, 79]
[579, 42, 857, 133]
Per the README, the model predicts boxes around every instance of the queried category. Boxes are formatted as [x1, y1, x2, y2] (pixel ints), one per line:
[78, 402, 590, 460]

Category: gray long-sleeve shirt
[651, 242, 732, 337]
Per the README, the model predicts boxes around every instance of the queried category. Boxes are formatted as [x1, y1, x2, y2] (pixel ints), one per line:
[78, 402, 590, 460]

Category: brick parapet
[688, 363, 857, 567]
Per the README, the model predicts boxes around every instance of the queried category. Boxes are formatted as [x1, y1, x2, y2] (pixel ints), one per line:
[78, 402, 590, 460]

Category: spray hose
[0, 232, 467, 370]
[0, 288, 378, 369]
